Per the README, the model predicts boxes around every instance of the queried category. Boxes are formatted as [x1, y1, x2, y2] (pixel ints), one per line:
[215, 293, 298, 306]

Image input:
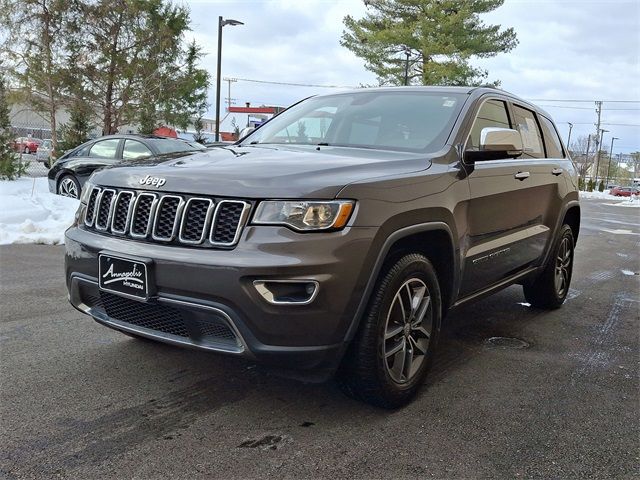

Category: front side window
[122, 140, 153, 160]
[512, 105, 544, 158]
[242, 91, 466, 153]
[467, 99, 511, 150]
[539, 116, 565, 158]
[88, 139, 120, 159]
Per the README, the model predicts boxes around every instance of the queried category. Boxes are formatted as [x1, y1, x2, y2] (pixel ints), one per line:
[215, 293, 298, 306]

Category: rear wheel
[57, 174, 81, 199]
[523, 224, 575, 309]
[338, 253, 441, 409]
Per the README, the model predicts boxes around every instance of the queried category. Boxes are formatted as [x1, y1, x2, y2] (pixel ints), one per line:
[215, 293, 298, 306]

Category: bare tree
[570, 135, 594, 182]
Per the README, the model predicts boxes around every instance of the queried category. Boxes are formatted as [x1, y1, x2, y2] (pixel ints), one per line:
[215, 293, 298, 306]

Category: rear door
[68, 138, 123, 183]
[459, 98, 561, 297]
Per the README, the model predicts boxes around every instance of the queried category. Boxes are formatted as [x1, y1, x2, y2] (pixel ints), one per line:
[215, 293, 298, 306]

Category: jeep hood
[90, 144, 432, 198]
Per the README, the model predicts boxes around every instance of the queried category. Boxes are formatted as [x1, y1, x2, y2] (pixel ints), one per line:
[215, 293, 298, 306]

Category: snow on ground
[580, 190, 640, 207]
[0, 177, 79, 245]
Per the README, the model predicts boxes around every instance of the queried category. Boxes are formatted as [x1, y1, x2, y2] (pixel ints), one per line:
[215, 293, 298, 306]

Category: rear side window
[468, 99, 511, 150]
[512, 105, 544, 158]
[88, 139, 120, 159]
[539, 116, 565, 158]
[123, 140, 153, 160]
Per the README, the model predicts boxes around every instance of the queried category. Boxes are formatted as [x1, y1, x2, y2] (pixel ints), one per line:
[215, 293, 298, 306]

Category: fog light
[253, 280, 319, 305]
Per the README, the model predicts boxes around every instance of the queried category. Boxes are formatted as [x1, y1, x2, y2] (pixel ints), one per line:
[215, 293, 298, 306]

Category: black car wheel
[523, 224, 575, 309]
[338, 253, 441, 409]
[57, 174, 81, 199]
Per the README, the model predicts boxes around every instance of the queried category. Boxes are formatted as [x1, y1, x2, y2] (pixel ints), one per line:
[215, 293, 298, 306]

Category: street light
[605, 136, 619, 186]
[403, 47, 411, 86]
[215, 17, 244, 142]
[566, 122, 573, 148]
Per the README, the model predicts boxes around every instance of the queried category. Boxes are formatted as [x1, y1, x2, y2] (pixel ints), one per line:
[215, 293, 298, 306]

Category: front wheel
[57, 174, 81, 199]
[523, 224, 575, 309]
[338, 253, 441, 409]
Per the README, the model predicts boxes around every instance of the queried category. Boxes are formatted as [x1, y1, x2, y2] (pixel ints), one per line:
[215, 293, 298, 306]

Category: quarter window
[88, 139, 120, 159]
[468, 100, 511, 150]
[123, 140, 153, 160]
[539, 116, 565, 158]
[512, 105, 544, 158]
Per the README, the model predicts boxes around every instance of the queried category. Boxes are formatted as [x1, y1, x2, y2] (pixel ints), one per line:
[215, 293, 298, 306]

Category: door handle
[514, 171, 530, 180]
[551, 167, 563, 176]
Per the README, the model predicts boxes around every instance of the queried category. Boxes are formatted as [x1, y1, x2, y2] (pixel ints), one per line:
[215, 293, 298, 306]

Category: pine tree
[341, 0, 518, 86]
[0, 72, 27, 180]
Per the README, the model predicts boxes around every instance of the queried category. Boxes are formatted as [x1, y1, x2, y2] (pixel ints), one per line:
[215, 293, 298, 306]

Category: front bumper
[65, 223, 377, 371]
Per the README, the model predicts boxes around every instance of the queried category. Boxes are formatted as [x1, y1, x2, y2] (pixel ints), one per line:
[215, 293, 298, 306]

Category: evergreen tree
[341, 0, 518, 86]
[0, 72, 27, 180]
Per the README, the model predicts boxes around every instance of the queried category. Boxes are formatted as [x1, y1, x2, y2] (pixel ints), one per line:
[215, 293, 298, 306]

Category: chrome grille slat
[110, 191, 135, 234]
[84, 188, 248, 248]
[152, 195, 185, 242]
[210, 200, 251, 246]
[130, 193, 157, 238]
[84, 187, 101, 227]
[94, 189, 116, 231]
[179, 198, 214, 244]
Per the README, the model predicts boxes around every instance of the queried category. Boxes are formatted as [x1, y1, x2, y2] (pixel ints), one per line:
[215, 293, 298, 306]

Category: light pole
[566, 122, 573, 149]
[605, 136, 619, 186]
[215, 17, 243, 142]
[594, 128, 608, 187]
[403, 47, 411, 86]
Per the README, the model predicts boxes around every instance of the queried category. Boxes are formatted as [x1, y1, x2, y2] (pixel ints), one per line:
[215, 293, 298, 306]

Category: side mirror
[466, 127, 523, 162]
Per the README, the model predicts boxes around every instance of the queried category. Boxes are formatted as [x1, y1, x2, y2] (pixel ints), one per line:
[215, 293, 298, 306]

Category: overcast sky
[184, 0, 640, 154]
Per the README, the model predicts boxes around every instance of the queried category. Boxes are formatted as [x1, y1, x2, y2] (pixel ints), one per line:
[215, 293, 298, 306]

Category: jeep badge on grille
[139, 175, 166, 187]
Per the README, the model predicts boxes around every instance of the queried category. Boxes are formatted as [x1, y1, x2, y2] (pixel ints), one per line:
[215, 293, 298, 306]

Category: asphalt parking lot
[1, 197, 638, 479]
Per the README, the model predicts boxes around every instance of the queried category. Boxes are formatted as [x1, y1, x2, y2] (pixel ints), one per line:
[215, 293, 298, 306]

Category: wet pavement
[1, 197, 638, 479]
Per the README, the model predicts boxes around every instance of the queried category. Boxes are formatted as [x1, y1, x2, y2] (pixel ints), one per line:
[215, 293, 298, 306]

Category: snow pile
[580, 190, 640, 207]
[0, 177, 79, 245]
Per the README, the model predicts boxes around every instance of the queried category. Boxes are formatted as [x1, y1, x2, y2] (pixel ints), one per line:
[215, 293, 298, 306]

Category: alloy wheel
[59, 177, 79, 199]
[383, 278, 432, 384]
[554, 236, 572, 297]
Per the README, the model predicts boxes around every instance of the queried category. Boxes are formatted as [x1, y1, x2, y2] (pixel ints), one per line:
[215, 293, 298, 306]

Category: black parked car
[48, 134, 206, 199]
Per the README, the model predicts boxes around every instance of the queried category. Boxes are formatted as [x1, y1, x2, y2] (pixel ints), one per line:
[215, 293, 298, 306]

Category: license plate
[99, 254, 150, 300]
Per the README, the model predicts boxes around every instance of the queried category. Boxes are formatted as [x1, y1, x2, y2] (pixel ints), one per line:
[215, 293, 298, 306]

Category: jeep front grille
[83, 186, 250, 248]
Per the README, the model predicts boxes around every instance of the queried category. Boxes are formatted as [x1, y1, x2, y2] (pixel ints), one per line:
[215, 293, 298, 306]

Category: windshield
[241, 91, 466, 153]
[149, 138, 206, 154]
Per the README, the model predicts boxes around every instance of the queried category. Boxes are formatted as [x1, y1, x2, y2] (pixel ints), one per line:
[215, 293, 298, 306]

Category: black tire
[57, 174, 81, 199]
[338, 253, 441, 409]
[523, 224, 575, 309]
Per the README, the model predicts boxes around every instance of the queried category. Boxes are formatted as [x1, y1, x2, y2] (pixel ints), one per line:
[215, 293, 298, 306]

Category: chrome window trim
[110, 190, 135, 235]
[178, 197, 215, 245]
[130, 193, 158, 239]
[83, 186, 102, 227]
[152, 195, 185, 242]
[209, 200, 251, 247]
[94, 188, 116, 231]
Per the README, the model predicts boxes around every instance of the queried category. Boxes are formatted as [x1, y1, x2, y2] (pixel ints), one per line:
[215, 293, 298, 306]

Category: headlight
[79, 180, 94, 204]
[252, 200, 355, 231]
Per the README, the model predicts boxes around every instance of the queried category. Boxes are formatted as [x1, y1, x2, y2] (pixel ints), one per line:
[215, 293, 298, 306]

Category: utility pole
[593, 101, 603, 185]
[223, 77, 237, 110]
[403, 47, 410, 86]
[585, 133, 592, 186]
[594, 128, 608, 187]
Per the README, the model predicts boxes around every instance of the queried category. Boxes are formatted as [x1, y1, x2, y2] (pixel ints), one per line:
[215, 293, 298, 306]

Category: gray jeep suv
[65, 87, 579, 408]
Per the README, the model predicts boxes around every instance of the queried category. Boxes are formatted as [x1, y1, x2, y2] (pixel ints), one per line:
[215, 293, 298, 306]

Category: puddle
[484, 336, 530, 349]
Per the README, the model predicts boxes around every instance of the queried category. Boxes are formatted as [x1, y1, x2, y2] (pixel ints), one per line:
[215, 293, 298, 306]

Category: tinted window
[539, 116, 565, 158]
[468, 99, 511, 150]
[243, 92, 466, 153]
[148, 138, 206, 154]
[123, 140, 153, 159]
[88, 139, 120, 159]
[512, 105, 544, 158]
